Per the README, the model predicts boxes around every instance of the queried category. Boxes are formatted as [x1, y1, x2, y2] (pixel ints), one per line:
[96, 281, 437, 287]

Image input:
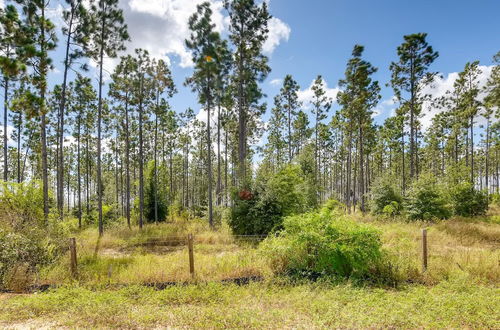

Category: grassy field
[0, 211, 499, 328]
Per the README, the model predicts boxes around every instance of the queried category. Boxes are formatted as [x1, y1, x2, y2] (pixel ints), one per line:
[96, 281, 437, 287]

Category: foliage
[229, 190, 282, 236]
[261, 203, 383, 279]
[491, 193, 500, 206]
[370, 176, 403, 216]
[230, 165, 310, 235]
[405, 175, 451, 221]
[143, 161, 168, 223]
[450, 183, 488, 217]
[0, 182, 68, 289]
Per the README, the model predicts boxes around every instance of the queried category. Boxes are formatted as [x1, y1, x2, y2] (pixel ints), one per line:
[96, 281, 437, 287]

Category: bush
[370, 177, 403, 216]
[0, 231, 48, 289]
[0, 182, 67, 290]
[489, 193, 500, 206]
[229, 165, 311, 235]
[144, 161, 168, 222]
[450, 183, 488, 217]
[261, 204, 383, 279]
[229, 190, 282, 236]
[405, 175, 451, 221]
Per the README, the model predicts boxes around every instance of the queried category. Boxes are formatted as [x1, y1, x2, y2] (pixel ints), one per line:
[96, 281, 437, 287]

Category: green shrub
[489, 193, 500, 206]
[382, 201, 401, 218]
[0, 231, 48, 289]
[261, 204, 382, 279]
[229, 165, 311, 235]
[144, 161, 168, 222]
[450, 183, 488, 217]
[405, 175, 451, 221]
[229, 191, 283, 235]
[266, 165, 308, 216]
[370, 177, 403, 216]
[0, 182, 67, 290]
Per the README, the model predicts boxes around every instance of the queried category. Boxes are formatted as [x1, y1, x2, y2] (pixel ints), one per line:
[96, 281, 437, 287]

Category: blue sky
[2, 0, 500, 141]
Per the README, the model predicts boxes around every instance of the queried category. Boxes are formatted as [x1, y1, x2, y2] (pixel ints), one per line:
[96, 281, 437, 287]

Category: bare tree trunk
[3, 77, 8, 182]
[40, 5, 49, 223]
[470, 116, 474, 185]
[77, 114, 82, 228]
[216, 103, 222, 206]
[138, 76, 144, 230]
[17, 109, 21, 183]
[96, 10, 106, 236]
[57, 5, 75, 221]
[154, 91, 159, 223]
[124, 92, 131, 228]
[359, 123, 365, 213]
[206, 83, 214, 228]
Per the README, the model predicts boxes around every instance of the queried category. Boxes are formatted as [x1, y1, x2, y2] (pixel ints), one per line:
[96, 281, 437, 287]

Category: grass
[38, 217, 271, 286]
[0, 211, 498, 328]
[0, 279, 498, 328]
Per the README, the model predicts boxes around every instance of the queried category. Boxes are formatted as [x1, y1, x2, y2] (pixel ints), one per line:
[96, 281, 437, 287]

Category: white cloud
[0, 0, 4, 9]
[125, 0, 227, 68]
[85, 0, 291, 77]
[269, 78, 282, 86]
[297, 78, 339, 108]
[263, 17, 291, 54]
[421, 65, 494, 130]
[373, 96, 398, 118]
[46, 4, 64, 30]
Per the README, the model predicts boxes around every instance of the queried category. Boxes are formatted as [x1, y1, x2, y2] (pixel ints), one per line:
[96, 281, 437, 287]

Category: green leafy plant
[405, 175, 451, 221]
[229, 165, 311, 235]
[261, 204, 383, 279]
[450, 183, 488, 217]
[370, 177, 403, 216]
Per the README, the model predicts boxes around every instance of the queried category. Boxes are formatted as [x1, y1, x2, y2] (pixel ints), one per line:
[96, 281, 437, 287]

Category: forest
[0, 0, 499, 328]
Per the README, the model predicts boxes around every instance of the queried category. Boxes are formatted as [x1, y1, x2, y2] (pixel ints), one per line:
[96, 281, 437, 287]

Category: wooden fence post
[422, 229, 428, 272]
[187, 234, 195, 278]
[70, 237, 77, 278]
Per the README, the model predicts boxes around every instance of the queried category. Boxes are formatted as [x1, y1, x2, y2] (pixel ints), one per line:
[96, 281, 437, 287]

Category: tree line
[1, 0, 499, 233]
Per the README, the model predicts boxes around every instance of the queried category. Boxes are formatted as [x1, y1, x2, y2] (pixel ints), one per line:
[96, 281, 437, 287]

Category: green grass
[1, 212, 498, 328]
[1, 279, 498, 328]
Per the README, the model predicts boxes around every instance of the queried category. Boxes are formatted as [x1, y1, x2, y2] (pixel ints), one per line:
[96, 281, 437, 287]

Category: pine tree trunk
[96, 10, 106, 236]
[154, 91, 159, 223]
[470, 116, 474, 184]
[216, 102, 222, 206]
[125, 92, 131, 228]
[485, 118, 490, 193]
[359, 122, 365, 213]
[77, 113, 82, 228]
[17, 111, 21, 183]
[57, 6, 74, 221]
[40, 5, 49, 223]
[86, 133, 90, 215]
[138, 75, 144, 230]
[206, 81, 214, 228]
[3, 77, 8, 182]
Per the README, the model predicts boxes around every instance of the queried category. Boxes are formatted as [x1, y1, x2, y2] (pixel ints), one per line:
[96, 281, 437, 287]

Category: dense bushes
[0, 182, 68, 290]
[229, 165, 311, 235]
[370, 177, 403, 217]
[261, 203, 383, 279]
[143, 161, 168, 222]
[450, 183, 489, 217]
[405, 175, 451, 220]
[229, 191, 283, 235]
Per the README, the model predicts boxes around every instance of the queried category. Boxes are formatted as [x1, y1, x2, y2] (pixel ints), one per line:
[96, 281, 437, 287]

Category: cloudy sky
[4, 0, 500, 138]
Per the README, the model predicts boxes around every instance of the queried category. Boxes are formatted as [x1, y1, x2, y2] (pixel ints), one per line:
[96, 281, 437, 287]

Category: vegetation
[0, 0, 498, 327]
[261, 202, 383, 280]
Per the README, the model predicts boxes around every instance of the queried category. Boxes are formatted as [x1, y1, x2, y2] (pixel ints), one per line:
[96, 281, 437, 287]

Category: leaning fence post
[70, 237, 77, 278]
[422, 228, 428, 272]
[187, 234, 195, 278]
